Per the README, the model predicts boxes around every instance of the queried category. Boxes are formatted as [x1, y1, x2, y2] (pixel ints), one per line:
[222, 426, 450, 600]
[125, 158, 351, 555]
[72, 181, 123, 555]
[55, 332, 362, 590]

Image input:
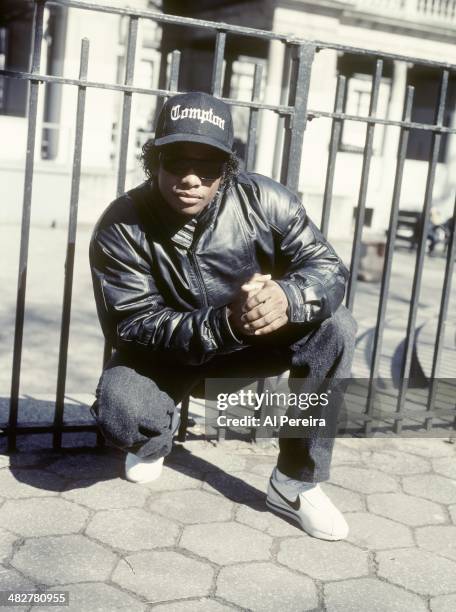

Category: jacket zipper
[188, 249, 209, 307]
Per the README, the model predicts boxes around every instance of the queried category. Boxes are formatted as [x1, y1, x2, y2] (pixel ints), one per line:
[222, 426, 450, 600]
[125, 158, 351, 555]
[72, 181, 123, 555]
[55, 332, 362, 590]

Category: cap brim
[154, 133, 233, 155]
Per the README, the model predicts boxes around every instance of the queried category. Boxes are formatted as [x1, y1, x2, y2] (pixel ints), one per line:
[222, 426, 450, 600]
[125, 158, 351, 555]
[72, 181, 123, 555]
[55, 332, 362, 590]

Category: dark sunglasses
[159, 154, 226, 180]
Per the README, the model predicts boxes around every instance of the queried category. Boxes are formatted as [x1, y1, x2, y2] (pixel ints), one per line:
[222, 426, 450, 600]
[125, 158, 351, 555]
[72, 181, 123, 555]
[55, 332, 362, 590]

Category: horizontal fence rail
[1, 0, 455, 450]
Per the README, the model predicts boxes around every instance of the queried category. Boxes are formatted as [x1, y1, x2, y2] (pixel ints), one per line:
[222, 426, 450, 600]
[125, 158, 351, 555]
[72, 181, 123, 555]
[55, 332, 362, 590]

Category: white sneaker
[125, 406, 181, 484]
[125, 453, 164, 483]
[266, 467, 349, 541]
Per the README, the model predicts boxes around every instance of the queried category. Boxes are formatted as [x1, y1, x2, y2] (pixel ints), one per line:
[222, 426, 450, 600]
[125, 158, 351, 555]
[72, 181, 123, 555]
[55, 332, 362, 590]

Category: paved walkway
[1, 436, 456, 611]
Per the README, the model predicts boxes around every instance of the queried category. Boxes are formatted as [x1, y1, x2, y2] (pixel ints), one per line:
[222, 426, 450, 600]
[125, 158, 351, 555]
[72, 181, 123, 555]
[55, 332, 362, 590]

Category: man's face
[157, 142, 227, 216]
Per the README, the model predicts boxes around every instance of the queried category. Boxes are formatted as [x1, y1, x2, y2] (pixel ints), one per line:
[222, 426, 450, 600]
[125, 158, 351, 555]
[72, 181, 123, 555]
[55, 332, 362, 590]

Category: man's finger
[241, 273, 271, 292]
[252, 314, 288, 335]
[242, 300, 283, 323]
[243, 286, 275, 311]
[241, 282, 264, 292]
[243, 308, 283, 331]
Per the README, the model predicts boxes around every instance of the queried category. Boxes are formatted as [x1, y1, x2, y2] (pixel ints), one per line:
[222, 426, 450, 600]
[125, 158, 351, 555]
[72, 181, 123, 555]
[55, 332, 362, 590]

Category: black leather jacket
[89, 171, 349, 366]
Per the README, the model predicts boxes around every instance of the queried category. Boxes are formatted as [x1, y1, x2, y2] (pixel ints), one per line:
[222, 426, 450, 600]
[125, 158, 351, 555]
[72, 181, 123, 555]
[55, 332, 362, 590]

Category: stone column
[371, 60, 407, 233]
[254, 39, 285, 177]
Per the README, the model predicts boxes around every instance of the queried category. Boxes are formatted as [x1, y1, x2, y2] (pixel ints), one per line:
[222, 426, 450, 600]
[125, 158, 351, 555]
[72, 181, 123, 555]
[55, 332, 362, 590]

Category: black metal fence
[1, 0, 456, 451]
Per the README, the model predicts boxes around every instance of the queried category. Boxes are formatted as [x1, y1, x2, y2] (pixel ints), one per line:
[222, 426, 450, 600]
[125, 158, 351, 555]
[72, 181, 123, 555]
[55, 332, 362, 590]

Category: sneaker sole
[266, 497, 344, 541]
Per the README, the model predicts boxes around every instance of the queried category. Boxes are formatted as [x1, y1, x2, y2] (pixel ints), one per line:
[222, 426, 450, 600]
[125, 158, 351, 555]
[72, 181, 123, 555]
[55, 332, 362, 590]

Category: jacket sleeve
[274, 193, 349, 324]
[89, 224, 244, 366]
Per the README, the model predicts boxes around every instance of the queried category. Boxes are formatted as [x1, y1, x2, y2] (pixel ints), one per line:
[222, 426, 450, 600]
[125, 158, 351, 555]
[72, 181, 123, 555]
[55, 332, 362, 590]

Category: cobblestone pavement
[1, 436, 456, 611]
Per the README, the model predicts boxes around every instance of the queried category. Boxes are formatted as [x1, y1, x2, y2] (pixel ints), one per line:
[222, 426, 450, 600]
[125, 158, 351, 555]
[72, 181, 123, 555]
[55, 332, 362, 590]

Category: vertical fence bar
[177, 395, 189, 442]
[424, 192, 456, 430]
[151, 49, 180, 128]
[346, 59, 383, 312]
[394, 69, 449, 434]
[320, 75, 346, 238]
[102, 15, 138, 370]
[272, 44, 292, 180]
[364, 85, 414, 435]
[212, 32, 226, 442]
[116, 15, 138, 197]
[245, 63, 263, 171]
[8, 0, 45, 452]
[167, 49, 181, 91]
[211, 30, 226, 96]
[53, 38, 89, 449]
[280, 42, 315, 192]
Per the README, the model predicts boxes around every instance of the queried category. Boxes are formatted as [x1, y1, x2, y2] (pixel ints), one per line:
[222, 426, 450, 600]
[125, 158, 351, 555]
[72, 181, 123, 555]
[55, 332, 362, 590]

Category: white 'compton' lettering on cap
[170, 105, 226, 130]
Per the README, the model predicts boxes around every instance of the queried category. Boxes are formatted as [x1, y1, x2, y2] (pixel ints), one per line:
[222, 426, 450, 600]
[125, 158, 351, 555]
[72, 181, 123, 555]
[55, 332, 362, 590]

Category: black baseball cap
[154, 91, 234, 155]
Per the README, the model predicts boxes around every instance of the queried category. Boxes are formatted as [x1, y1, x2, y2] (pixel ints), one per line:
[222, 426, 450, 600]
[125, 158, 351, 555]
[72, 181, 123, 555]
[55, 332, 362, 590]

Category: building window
[340, 73, 391, 154]
[406, 70, 455, 163]
[227, 56, 266, 160]
[0, 2, 33, 117]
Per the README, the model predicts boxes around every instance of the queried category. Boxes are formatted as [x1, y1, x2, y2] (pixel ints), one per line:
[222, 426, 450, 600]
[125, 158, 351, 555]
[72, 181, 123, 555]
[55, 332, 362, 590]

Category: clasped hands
[227, 273, 289, 337]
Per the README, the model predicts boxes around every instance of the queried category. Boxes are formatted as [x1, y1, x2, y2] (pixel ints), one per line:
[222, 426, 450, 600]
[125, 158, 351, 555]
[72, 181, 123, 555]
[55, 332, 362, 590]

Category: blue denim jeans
[92, 304, 357, 482]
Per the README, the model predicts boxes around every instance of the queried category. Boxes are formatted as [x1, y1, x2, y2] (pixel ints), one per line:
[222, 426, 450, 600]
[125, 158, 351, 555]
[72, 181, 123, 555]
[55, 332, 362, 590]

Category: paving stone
[11, 535, 117, 585]
[60, 432, 98, 449]
[331, 444, 362, 464]
[430, 593, 456, 612]
[0, 469, 66, 498]
[450, 505, 456, 524]
[62, 479, 149, 510]
[0, 565, 36, 591]
[360, 450, 431, 475]
[389, 439, 456, 458]
[0, 498, 88, 537]
[278, 538, 368, 580]
[45, 451, 123, 480]
[149, 489, 233, 524]
[246, 440, 279, 456]
[247, 462, 276, 479]
[180, 521, 272, 565]
[433, 456, 456, 480]
[8, 450, 61, 469]
[112, 551, 213, 601]
[325, 577, 428, 612]
[377, 548, 456, 595]
[343, 439, 412, 455]
[37, 583, 146, 612]
[337, 438, 391, 452]
[330, 466, 399, 494]
[216, 561, 318, 611]
[152, 599, 233, 612]
[0, 454, 9, 468]
[16, 434, 53, 451]
[321, 483, 365, 512]
[168, 447, 247, 473]
[402, 474, 456, 504]
[367, 492, 446, 526]
[236, 501, 302, 537]
[86, 507, 179, 550]
[144, 466, 202, 492]
[0, 528, 18, 562]
[203, 470, 265, 502]
[416, 526, 456, 561]
[345, 512, 413, 549]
